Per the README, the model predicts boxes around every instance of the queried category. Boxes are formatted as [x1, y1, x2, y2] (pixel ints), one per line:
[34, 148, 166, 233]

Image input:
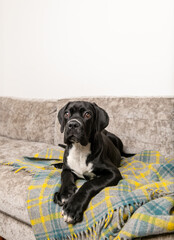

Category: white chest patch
[67, 143, 93, 179]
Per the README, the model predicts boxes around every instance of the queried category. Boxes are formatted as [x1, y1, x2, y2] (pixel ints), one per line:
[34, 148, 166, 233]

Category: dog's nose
[68, 120, 81, 129]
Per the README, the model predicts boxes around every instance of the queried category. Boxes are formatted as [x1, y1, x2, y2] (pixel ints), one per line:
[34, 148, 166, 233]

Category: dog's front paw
[54, 191, 67, 206]
[54, 184, 77, 206]
[62, 195, 84, 224]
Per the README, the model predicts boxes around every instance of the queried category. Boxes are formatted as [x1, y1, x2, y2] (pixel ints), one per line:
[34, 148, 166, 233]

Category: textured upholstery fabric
[0, 211, 35, 240]
[55, 97, 174, 157]
[0, 136, 53, 225]
[0, 165, 31, 225]
[0, 97, 57, 144]
[0, 136, 53, 161]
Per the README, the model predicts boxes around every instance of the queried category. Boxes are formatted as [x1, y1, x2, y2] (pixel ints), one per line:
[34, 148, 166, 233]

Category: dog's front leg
[62, 168, 122, 224]
[54, 169, 77, 206]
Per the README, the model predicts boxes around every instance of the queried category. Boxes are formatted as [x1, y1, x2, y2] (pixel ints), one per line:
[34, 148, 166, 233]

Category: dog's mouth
[68, 135, 79, 143]
[65, 133, 89, 146]
[64, 122, 89, 146]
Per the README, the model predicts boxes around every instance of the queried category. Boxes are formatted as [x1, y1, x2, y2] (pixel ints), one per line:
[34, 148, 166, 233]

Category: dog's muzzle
[64, 119, 85, 144]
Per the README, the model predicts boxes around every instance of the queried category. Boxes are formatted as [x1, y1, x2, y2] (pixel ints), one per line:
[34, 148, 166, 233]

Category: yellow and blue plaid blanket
[1, 149, 174, 239]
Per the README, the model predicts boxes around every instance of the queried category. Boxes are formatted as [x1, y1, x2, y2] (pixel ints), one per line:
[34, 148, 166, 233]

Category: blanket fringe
[62, 212, 112, 240]
[147, 188, 173, 199]
[63, 204, 133, 240]
[0, 161, 56, 175]
[0, 162, 36, 175]
[62, 188, 173, 240]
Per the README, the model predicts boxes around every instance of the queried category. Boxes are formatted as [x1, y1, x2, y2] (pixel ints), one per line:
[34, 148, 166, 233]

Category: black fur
[54, 101, 134, 224]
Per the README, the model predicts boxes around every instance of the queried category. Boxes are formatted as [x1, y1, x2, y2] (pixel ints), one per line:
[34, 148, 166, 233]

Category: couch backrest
[0, 97, 57, 144]
[55, 97, 174, 157]
[0, 97, 173, 157]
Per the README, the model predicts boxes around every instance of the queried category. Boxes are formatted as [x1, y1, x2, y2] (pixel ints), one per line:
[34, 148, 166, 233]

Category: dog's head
[58, 101, 109, 146]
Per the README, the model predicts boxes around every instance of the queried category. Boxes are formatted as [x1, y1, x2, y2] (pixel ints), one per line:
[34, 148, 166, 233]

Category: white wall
[0, 0, 174, 99]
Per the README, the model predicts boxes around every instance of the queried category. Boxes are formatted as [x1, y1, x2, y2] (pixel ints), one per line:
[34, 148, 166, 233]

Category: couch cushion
[0, 136, 54, 225]
[0, 211, 35, 240]
[0, 97, 57, 144]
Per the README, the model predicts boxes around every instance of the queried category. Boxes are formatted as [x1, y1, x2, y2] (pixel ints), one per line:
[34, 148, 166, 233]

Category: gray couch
[0, 97, 173, 240]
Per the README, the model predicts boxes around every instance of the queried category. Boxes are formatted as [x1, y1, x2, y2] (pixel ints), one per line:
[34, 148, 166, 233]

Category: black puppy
[54, 101, 133, 224]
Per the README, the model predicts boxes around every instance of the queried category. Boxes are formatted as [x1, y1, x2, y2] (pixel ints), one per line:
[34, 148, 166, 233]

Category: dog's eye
[64, 112, 70, 119]
[84, 112, 91, 119]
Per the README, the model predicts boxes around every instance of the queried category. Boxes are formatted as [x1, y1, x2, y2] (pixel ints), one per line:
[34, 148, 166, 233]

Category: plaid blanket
[1, 149, 174, 239]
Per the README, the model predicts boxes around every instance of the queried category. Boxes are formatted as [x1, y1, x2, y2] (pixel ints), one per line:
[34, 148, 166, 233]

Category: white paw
[63, 213, 73, 223]
[61, 198, 68, 204]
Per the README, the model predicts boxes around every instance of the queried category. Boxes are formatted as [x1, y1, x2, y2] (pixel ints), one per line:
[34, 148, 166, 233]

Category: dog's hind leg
[103, 130, 135, 157]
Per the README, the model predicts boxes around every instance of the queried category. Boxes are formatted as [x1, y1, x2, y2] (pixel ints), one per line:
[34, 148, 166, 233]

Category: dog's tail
[121, 151, 135, 158]
[58, 143, 66, 149]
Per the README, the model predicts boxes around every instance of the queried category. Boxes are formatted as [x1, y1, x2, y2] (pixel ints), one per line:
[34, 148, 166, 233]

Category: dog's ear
[58, 102, 70, 133]
[93, 103, 109, 132]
